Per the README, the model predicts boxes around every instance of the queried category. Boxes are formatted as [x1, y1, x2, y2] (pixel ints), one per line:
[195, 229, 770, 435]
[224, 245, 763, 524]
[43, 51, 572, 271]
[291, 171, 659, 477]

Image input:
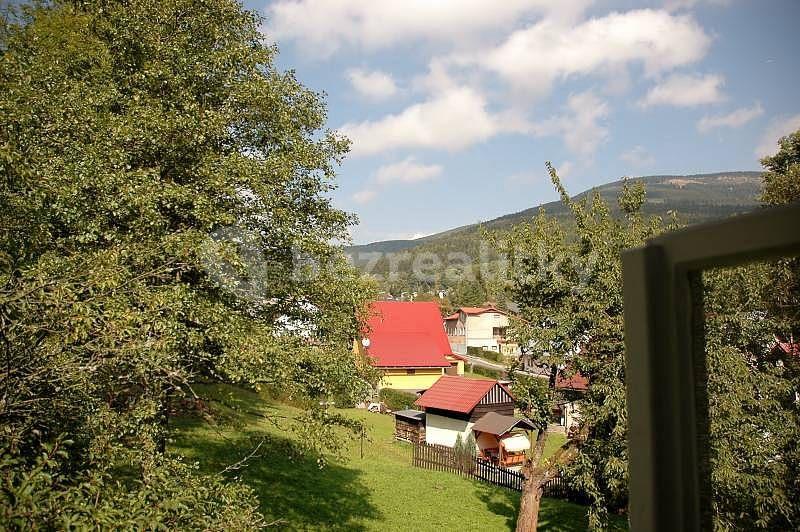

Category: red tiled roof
[528, 364, 589, 391]
[365, 301, 452, 368]
[415, 375, 501, 414]
[556, 372, 589, 391]
[774, 340, 800, 357]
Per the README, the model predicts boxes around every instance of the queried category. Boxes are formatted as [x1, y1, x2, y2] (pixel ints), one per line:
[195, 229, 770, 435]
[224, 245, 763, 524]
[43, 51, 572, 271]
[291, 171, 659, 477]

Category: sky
[247, 0, 800, 244]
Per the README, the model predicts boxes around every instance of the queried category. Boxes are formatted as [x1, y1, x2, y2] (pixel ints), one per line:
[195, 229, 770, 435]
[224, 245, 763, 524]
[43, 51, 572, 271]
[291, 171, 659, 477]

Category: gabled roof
[365, 301, 452, 368]
[472, 411, 536, 436]
[414, 375, 512, 414]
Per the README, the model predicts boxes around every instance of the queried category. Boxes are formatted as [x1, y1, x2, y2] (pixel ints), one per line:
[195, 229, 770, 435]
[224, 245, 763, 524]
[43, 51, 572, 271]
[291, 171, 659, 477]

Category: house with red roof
[356, 301, 465, 392]
[443, 305, 519, 357]
[414, 375, 518, 448]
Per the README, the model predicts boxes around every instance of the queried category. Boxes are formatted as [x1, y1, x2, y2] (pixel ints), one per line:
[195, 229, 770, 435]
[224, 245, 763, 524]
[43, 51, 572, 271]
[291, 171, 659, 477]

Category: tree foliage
[501, 163, 669, 529]
[1, 0, 373, 525]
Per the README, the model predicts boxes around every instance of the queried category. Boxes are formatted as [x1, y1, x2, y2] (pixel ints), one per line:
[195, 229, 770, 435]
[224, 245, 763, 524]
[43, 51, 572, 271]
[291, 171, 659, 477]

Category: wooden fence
[411, 442, 566, 496]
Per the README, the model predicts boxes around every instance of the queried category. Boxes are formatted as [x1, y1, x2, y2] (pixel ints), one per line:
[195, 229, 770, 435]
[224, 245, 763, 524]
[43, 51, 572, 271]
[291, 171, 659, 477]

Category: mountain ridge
[346, 170, 763, 256]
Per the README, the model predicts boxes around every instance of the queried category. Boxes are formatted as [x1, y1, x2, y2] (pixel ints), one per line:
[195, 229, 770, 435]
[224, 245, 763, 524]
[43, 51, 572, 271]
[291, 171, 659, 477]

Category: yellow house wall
[380, 368, 444, 390]
[444, 356, 465, 375]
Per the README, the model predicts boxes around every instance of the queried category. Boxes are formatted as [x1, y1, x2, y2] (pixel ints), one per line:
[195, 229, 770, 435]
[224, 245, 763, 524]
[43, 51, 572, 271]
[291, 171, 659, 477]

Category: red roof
[556, 372, 589, 391]
[528, 365, 589, 391]
[773, 339, 800, 357]
[365, 301, 452, 368]
[415, 375, 509, 414]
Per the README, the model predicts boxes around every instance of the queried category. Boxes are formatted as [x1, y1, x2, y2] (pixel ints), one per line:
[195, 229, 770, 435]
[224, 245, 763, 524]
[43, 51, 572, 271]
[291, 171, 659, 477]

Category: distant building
[443, 306, 519, 357]
[356, 301, 465, 392]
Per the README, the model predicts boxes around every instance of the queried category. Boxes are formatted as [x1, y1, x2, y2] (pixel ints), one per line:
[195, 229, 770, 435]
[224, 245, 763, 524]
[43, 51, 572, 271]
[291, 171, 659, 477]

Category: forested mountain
[347, 171, 762, 256]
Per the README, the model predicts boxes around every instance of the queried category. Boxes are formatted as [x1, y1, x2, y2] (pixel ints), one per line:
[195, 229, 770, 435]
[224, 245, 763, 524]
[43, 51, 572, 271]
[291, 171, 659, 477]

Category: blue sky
[248, 0, 800, 244]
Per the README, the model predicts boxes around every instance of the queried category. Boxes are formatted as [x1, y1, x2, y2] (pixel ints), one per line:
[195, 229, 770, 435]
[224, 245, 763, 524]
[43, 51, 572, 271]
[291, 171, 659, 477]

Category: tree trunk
[516, 467, 546, 532]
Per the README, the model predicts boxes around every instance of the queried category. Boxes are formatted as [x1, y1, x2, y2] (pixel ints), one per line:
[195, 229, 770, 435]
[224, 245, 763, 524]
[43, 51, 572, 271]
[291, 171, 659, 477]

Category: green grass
[171, 385, 626, 531]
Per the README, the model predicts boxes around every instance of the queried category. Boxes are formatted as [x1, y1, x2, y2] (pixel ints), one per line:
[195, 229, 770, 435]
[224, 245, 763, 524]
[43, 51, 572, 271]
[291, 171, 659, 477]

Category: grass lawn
[171, 385, 626, 531]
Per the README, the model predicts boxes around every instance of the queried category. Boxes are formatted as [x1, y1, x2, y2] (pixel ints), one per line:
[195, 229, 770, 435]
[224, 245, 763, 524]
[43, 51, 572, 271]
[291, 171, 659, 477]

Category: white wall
[465, 312, 509, 351]
[424, 412, 474, 447]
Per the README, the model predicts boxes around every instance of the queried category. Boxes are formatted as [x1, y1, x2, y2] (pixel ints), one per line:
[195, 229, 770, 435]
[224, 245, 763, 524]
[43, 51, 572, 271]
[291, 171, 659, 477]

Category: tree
[1, 0, 372, 526]
[499, 163, 668, 530]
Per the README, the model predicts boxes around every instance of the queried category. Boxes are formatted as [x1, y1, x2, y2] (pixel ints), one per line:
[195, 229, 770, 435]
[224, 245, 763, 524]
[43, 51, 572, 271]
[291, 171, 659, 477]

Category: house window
[406, 369, 416, 375]
[492, 327, 507, 337]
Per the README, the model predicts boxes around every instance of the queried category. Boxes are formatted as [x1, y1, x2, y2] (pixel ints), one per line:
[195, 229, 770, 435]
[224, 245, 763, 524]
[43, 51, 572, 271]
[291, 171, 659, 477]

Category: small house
[393, 409, 426, 443]
[472, 411, 536, 469]
[414, 375, 514, 447]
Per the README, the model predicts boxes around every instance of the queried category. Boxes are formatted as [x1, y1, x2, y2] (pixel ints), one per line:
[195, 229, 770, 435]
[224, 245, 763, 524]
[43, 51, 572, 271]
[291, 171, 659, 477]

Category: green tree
[500, 163, 667, 530]
[1, 0, 373, 526]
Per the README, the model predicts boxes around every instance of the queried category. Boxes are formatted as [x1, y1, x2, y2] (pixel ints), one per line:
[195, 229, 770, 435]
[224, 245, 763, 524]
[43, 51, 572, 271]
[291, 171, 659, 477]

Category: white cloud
[638, 73, 725, 107]
[340, 87, 499, 156]
[696, 102, 764, 133]
[755, 114, 800, 158]
[556, 161, 574, 179]
[352, 189, 377, 204]
[266, 0, 592, 56]
[620, 146, 656, 168]
[346, 68, 398, 101]
[353, 158, 443, 204]
[531, 91, 610, 157]
[375, 157, 442, 184]
[468, 9, 711, 95]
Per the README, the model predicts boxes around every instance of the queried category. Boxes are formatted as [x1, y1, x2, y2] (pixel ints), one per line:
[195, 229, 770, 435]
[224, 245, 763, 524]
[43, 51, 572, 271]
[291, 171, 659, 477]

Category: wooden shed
[414, 375, 515, 448]
[394, 409, 426, 443]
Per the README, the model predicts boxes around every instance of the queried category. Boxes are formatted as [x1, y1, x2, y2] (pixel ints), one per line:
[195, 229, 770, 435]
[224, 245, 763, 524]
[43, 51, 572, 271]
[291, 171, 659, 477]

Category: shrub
[467, 346, 503, 362]
[471, 366, 503, 379]
[378, 388, 418, 411]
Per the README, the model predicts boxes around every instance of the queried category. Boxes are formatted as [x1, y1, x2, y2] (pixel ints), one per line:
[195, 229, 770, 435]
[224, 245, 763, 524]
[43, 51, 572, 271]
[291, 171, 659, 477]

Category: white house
[443, 306, 518, 356]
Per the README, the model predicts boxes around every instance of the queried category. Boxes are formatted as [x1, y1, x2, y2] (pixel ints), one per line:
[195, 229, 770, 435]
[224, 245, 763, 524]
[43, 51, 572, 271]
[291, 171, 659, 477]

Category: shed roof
[364, 301, 452, 368]
[471, 411, 536, 436]
[414, 375, 511, 414]
[394, 409, 426, 422]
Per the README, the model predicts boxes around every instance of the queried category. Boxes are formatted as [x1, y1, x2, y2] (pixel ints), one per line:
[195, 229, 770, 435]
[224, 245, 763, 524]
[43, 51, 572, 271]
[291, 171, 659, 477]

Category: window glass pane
[703, 257, 800, 530]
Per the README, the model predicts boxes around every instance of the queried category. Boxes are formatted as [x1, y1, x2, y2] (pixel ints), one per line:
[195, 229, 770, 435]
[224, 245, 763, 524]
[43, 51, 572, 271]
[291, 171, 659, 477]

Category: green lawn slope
[171, 385, 627, 531]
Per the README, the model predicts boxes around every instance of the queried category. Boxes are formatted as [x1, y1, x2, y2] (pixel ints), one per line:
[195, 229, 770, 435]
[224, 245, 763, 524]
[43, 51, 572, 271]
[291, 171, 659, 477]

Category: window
[406, 369, 416, 375]
[492, 327, 507, 337]
[622, 203, 800, 531]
